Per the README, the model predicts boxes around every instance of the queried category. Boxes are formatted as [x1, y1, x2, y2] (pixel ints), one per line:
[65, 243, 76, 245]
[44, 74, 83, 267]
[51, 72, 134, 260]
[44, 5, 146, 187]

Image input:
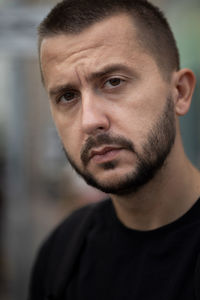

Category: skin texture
[40, 13, 200, 230]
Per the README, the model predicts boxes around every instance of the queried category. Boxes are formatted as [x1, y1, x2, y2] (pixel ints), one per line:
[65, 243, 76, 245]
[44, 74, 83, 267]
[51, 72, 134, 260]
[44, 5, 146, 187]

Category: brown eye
[104, 77, 124, 89]
[59, 90, 79, 103]
[109, 78, 121, 86]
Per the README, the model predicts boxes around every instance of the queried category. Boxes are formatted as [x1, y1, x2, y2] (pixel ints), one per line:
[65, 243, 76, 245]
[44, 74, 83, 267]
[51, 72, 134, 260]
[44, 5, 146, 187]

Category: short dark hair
[38, 0, 180, 80]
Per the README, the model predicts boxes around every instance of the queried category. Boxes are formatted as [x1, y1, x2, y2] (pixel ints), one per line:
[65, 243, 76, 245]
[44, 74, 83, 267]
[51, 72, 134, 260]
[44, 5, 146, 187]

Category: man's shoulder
[28, 198, 111, 299]
[38, 198, 110, 257]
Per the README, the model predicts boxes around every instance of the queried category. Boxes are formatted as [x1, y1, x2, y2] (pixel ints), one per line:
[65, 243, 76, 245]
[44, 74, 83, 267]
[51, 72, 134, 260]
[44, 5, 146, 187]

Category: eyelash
[56, 90, 80, 104]
[103, 77, 125, 89]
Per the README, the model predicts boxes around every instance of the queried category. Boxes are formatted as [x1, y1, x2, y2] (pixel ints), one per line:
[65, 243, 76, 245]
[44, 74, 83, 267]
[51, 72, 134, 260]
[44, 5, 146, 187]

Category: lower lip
[91, 149, 122, 164]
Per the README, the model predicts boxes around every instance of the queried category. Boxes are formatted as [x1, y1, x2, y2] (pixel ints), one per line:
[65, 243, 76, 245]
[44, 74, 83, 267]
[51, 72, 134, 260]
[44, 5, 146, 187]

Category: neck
[110, 138, 200, 231]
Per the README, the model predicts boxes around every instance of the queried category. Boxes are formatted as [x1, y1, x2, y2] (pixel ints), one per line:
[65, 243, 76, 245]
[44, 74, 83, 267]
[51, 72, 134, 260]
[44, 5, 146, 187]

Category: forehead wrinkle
[74, 65, 89, 87]
[50, 45, 108, 87]
[60, 43, 106, 67]
[42, 35, 105, 69]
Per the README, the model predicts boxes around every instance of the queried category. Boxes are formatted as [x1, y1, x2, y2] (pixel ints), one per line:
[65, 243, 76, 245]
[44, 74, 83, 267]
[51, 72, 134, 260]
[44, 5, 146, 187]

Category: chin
[82, 169, 140, 195]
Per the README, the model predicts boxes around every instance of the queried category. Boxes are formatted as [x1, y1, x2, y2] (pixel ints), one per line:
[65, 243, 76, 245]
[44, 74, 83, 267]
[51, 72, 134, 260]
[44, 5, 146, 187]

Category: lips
[80, 133, 135, 167]
[89, 146, 120, 158]
[89, 146, 123, 163]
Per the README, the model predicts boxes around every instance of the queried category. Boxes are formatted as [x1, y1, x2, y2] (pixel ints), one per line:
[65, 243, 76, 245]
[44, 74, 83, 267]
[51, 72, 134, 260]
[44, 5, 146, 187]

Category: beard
[63, 96, 176, 195]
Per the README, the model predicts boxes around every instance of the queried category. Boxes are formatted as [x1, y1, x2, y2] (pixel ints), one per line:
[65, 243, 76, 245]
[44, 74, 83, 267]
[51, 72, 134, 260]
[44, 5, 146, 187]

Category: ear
[173, 68, 196, 116]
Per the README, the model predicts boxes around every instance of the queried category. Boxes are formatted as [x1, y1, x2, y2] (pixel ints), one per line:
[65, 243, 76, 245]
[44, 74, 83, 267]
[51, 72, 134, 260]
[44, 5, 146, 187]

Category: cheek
[61, 129, 83, 165]
[112, 95, 168, 156]
[111, 99, 160, 142]
[51, 110, 83, 159]
[60, 125, 81, 155]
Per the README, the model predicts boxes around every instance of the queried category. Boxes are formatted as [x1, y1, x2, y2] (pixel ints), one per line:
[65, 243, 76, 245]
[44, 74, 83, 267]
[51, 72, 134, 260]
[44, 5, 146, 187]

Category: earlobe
[174, 68, 196, 116]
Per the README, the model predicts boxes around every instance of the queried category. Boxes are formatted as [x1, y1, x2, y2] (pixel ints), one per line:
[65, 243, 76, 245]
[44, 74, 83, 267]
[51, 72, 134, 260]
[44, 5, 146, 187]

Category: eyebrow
[48, 63, 133, 97]
[88, 63, 133, 81]
[49, 84, 76, 98]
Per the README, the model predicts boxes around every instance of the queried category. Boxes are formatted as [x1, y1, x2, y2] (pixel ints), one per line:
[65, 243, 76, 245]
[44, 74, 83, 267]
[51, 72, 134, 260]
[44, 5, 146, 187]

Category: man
[28, 0, 200, 299]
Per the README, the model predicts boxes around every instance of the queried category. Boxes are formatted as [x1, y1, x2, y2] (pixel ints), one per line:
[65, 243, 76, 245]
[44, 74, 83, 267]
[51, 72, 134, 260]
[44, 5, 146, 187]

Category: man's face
[40, 14, 176, 195]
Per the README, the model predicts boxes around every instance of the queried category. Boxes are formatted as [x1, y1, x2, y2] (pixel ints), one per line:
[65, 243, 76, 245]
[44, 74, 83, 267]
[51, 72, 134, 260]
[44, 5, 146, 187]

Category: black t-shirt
[66, 198, 200, 300]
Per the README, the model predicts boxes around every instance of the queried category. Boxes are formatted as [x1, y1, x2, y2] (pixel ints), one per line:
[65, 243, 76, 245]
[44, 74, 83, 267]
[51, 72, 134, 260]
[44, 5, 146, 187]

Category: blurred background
[0, 0, 199, 299]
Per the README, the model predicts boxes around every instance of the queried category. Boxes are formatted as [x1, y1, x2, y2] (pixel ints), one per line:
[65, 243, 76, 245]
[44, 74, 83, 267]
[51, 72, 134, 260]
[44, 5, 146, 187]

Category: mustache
[80, 133, 135, 166]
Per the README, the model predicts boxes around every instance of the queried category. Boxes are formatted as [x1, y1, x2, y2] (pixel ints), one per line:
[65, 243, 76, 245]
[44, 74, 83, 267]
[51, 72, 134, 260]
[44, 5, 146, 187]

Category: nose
[81, 91, 110, 135]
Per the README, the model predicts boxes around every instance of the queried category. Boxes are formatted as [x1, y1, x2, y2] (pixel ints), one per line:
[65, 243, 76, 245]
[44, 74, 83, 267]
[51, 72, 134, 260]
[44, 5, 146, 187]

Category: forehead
[40, 13, 155, 88]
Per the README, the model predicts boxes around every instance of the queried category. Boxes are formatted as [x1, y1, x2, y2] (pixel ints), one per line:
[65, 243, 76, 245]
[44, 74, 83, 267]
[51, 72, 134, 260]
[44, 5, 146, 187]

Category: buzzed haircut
[38, 0, 180, 80]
